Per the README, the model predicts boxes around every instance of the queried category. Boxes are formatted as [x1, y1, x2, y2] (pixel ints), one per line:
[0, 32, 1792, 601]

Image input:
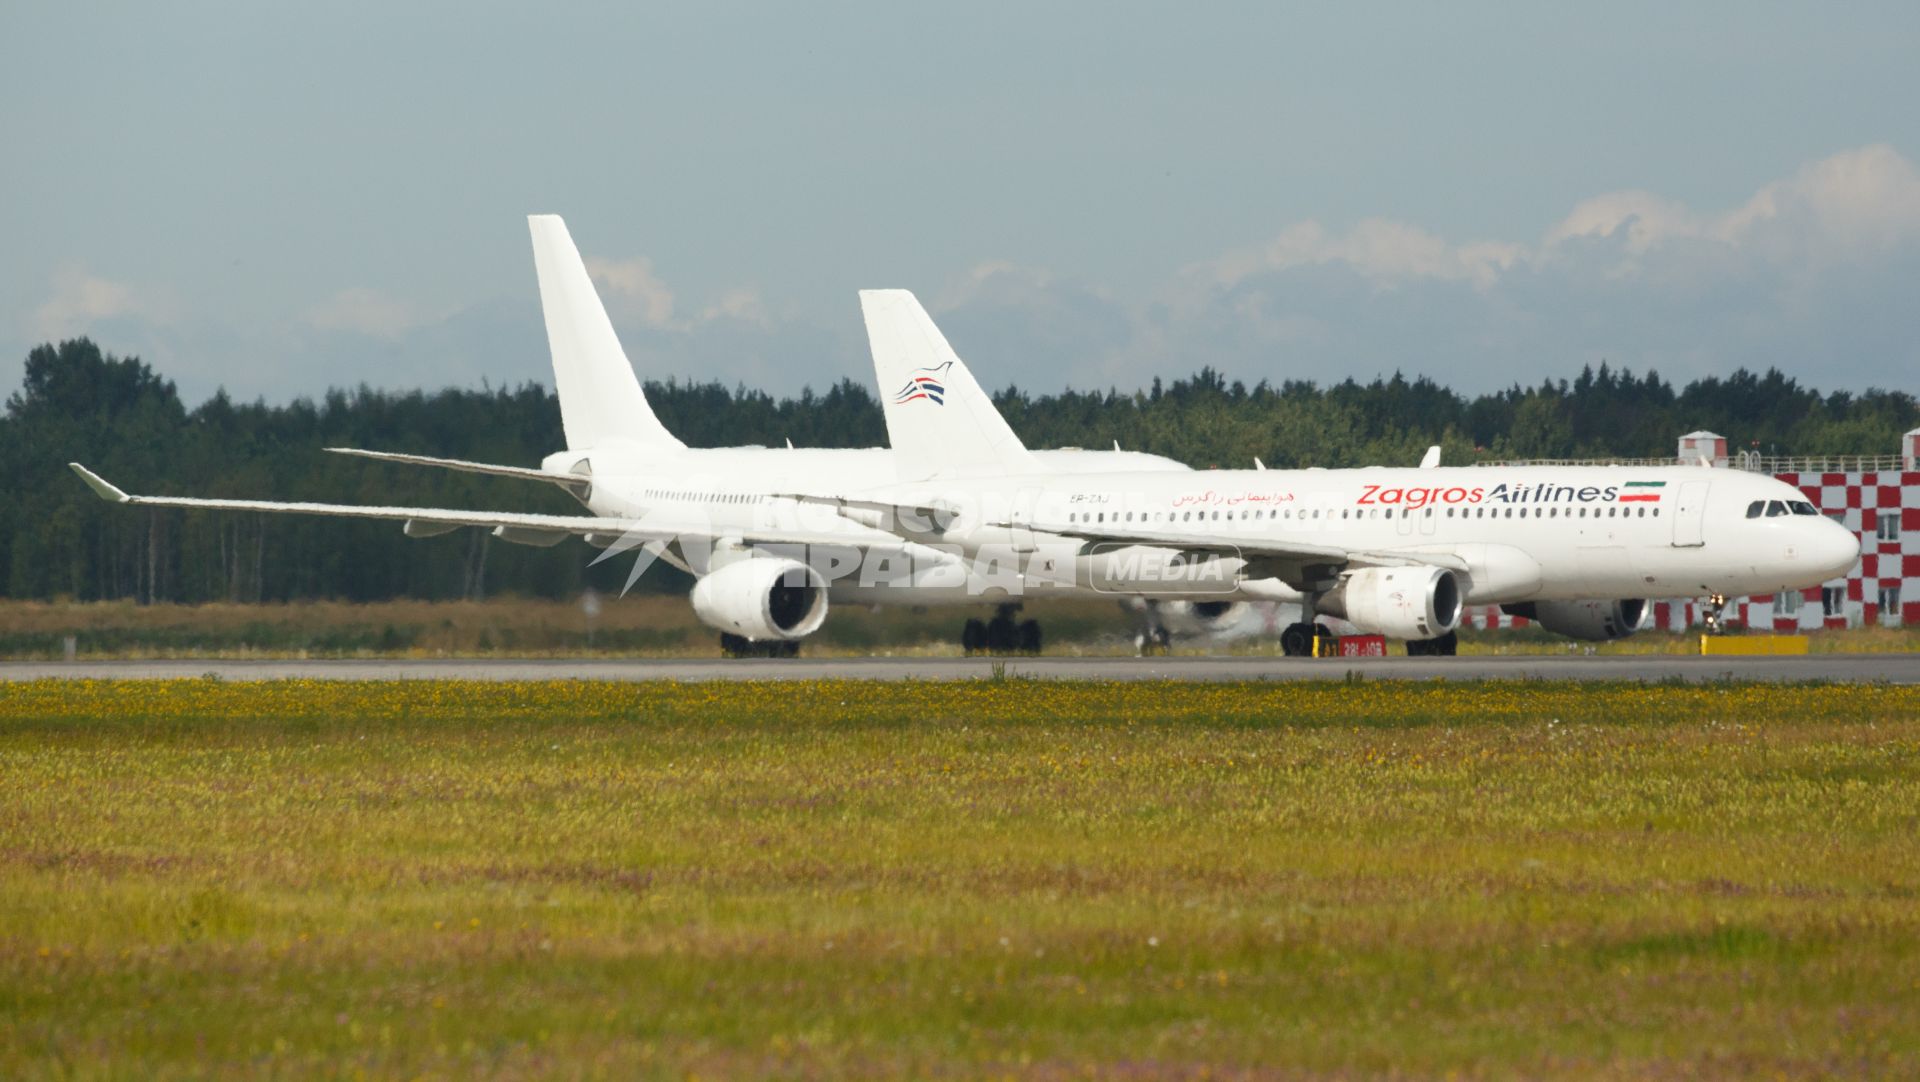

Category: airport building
[1466, 427, 1920, 632]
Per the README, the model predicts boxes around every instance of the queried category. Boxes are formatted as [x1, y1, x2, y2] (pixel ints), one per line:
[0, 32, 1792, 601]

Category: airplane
[807, 289, 1863, 656]
[66, 215, 1211, 657]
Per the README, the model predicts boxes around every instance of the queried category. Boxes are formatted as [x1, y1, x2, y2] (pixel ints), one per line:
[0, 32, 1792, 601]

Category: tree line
[3, 338, 1914, 603]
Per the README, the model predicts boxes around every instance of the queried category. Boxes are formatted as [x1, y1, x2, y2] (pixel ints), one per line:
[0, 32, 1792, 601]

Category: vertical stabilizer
[860, 289, 1035, 479]
[528, 215, 685, 451]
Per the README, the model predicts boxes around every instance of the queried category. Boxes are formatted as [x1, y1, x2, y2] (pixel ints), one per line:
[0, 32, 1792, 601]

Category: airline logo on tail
[892, 361, 951, 406]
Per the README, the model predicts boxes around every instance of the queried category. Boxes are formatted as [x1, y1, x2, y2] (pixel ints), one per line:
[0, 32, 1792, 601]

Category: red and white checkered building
[1465, 428, 1920, 633]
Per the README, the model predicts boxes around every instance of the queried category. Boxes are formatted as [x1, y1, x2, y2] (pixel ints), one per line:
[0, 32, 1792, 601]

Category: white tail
[860, 289, 1034, 479]
[527, 215, 684, 452]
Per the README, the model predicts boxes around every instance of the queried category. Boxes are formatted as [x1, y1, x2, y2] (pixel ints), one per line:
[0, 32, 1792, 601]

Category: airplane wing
[325, 447, 585, 489]
[1007, 518, 1468, 575]
[772, 484, 1464, 586]
[69, 464, 910, 553]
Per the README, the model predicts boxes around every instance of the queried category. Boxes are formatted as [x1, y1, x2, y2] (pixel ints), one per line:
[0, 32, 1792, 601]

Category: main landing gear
[962, 603, 1042, 656]
[1405, 631, 1459, 657]
[1279, 621, 1337, 657]
[719, 633, 800, 658]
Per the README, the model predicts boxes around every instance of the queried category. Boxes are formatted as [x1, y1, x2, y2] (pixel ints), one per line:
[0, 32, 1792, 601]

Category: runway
[3, 654, 1915, 683]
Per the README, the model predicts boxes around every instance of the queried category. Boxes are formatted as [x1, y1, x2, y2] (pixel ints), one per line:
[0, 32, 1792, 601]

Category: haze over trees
[3, 339, 1914, 604]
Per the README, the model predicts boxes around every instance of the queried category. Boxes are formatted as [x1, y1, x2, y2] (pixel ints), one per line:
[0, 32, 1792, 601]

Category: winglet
[69, 463, 131, 503]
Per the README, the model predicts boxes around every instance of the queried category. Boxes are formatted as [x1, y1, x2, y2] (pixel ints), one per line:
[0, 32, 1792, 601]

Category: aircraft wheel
[719, 633, 749, 658]
[1433, 630, 1458, 657]
[776, 639, 801, 659]
[962, 618, 986, 656]
[1280, 622, 1314, 657]
[985, 611, 1019, 654]
[1406, 638, 1428, 657]
[1313, 625, 1338, 656]
[1017, 619, 1042, 656]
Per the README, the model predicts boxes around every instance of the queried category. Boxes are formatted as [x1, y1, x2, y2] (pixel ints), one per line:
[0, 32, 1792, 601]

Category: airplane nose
[1811, 519, 1861, 580]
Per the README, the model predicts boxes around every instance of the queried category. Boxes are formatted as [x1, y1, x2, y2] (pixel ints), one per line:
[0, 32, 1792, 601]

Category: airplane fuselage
[864, 464, 1861, 606]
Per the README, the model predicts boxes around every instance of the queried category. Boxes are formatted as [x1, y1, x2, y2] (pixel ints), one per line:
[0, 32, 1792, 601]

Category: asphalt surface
[2, 654, 1915, 683]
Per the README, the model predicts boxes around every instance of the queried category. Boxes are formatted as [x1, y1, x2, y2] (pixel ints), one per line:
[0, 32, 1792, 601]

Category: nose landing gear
[1702, 593, 1730, 633]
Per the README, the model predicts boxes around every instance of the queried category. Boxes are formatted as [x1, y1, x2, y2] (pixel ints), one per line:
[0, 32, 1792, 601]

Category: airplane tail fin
[860, 289, 1035, 479]
[528, 215, 685, 452]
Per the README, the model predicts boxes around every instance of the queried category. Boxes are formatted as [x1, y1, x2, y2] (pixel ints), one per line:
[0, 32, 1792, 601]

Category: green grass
[3, 680, 1918, 1078]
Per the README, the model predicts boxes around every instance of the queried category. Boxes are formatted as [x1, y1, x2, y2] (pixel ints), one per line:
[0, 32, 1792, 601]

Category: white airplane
[817, 289, 1862, 656]
[67, 215, 1200, 657]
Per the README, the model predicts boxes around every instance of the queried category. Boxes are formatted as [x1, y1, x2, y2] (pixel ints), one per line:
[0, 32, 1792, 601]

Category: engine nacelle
[1320, 566, 1462, 640]
[689, 558, 829, 641]
[1503, 599, 1647, 641]
[1155, 599, 1248, 635]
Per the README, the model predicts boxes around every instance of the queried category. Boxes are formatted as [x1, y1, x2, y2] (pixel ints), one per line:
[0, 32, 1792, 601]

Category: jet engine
[689, 558, 829, 641]
[1502, 599, 1647, 641]
[1319, 566, 1462, 640]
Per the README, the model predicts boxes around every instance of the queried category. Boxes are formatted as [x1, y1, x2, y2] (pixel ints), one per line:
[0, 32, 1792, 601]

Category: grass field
[3, 680, 1918, 1079]
[3, 597, 1916, 659]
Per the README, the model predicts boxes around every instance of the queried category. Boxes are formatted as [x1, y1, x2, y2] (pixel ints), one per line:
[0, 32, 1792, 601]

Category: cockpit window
[1746, 501, 1764, 518]
[1790, 501, 1818, 516]
[1765, 501, 1788, 517]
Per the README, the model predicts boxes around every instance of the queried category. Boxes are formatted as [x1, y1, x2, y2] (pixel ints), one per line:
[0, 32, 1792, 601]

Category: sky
[4, 1, 1919, 407]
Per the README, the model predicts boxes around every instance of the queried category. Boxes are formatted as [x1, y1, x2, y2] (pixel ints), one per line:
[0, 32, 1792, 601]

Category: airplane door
[1671, 480, 1709, 547]
[1008, 486, 1042, 552]
[1419, 506, 1438, 536]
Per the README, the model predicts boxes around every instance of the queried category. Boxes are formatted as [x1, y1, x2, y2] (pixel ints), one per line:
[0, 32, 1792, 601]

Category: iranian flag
[1621, 480, 1666, 503]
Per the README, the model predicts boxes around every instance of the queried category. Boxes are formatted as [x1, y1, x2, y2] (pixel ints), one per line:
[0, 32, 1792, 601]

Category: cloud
[32, 268, 173, 342]
[1546, 144, 1920, 263]
[699, 287, 769, 325]
[585, 256, 676, 328]
[304, 287, 421, 339]
[1202, 220, 1525, 291]
[919, 144, 1920, 396]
